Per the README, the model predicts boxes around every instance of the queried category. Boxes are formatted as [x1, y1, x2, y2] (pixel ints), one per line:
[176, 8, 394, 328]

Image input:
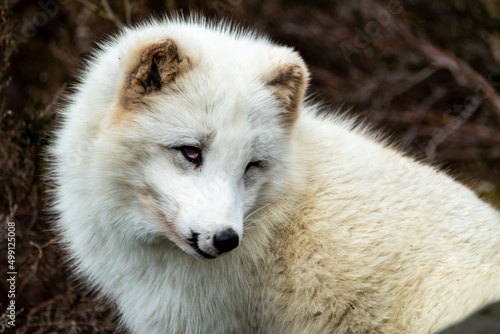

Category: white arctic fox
[51, 16, 500, 334]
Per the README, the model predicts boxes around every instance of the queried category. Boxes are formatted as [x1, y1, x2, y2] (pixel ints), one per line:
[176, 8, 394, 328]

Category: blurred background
[1, 0, 500, 333]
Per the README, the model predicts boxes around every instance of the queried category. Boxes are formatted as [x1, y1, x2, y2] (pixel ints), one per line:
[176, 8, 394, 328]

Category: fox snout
[187, 228, 240, 259]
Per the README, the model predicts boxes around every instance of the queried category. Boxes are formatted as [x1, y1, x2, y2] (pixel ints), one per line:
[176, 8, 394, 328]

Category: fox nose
[213, 229, 239, 253]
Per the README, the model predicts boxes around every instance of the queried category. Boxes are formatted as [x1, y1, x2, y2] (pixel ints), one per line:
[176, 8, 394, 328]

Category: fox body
[51, 17, 500, 333]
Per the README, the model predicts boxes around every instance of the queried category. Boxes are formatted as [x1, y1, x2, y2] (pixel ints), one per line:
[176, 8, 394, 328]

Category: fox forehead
[139, 91, 285, 154]
[132, 64, 284, 134]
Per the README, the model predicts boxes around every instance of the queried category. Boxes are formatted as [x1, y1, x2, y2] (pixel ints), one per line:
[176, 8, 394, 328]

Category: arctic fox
[50, 16, 500, 334]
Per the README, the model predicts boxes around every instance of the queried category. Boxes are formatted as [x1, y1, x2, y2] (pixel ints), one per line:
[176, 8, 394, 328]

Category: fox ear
[267, 60, 308, 126]
[125, 39, 185, 104]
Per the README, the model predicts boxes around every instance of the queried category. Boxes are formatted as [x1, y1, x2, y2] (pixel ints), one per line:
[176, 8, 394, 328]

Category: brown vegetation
[1, 0, 499, 333]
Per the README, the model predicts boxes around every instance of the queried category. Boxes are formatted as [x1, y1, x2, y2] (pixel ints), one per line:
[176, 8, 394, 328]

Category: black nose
[213, 229, 239, 253]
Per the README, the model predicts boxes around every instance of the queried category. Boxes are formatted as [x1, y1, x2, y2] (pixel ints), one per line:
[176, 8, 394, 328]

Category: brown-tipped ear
[125, 39, 185, 105]
[268, 62, 308, 126]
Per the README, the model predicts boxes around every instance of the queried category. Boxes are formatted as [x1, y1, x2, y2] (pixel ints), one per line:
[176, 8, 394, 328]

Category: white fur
[50, 16, 500, 334]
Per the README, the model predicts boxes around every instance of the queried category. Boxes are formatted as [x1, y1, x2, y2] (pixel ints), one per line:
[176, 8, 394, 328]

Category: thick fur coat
[50, 16, 500, 334]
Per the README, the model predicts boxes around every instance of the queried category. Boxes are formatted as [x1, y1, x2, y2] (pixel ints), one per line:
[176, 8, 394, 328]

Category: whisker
[244, 186, 290, 224]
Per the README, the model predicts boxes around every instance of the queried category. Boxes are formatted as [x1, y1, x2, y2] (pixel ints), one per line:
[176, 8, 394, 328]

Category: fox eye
[245, 160, 263, 174]
[178, 146, 202, 165]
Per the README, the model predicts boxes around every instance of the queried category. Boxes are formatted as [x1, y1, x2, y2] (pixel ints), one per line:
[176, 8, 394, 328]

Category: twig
[401, 87, 447, 145]
[27, 295, 65, 320]
[101, 0, 123, 27]
[391, 66, 440, 97]
[384, 110, 500, 144]
[124, 0, 131, 25]
[74, 0, 123, 27]
[18, 241, 45, 296]
[0, 235, 63, 282]
[372, 66, 440, 121]
[435, 148, 500, 161]
[74, 0, 108, 20]
[385, 10, 500, 124]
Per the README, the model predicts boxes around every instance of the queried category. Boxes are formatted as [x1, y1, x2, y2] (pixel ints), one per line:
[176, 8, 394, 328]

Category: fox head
[64, 21, 309, 260]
